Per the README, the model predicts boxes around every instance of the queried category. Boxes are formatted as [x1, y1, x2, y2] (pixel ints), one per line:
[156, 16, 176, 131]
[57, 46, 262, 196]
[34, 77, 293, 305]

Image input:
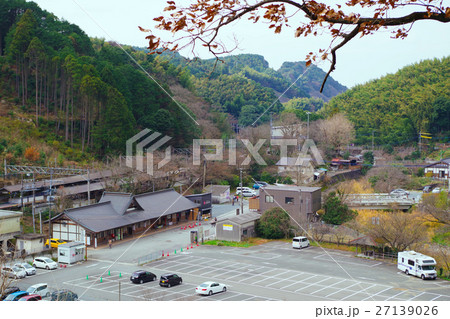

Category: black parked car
[159, 273, 182, 287]
[0, 286, 20, 300]
[130, 270, 157, 284]
[50, 289, 78, 301]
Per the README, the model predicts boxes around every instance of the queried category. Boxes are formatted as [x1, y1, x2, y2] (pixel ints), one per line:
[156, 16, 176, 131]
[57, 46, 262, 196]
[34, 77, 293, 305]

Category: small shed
[15, 233, 46, 256]
[58, 242, 85, 264]
[216, 212, 261, 242]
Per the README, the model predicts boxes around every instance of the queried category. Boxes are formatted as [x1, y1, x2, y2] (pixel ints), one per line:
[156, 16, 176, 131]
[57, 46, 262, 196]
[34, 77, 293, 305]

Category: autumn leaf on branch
[140, 0, 450, 92]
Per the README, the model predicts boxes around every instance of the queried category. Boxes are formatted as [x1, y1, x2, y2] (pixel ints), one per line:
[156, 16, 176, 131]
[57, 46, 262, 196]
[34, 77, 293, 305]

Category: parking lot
[63, 270, 276, 301]
[8, 241, 450, 302]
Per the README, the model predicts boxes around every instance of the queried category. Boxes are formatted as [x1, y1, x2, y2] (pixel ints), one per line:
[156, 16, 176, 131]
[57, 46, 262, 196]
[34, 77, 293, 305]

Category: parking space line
[385, 290, 407, 301]
[369, 262, 383, 268]
[219, 293, 243, 301]
[340, 284, 376, 301]
[226, 266, 266, 280]
[294, 277, 333, 292]
[430, 295, 443, 301]
[408, 292, 425, 301]
[238, 268, 276, 282]
[360, 287, 392, 301]
[309, 279, 347, 294]
[252, 270, 291, 285]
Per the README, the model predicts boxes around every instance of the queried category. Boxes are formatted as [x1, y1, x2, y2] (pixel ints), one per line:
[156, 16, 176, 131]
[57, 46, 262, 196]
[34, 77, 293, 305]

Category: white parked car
[195, 282, 227, 296]
[292, 236, 310, 249]
[389, 189, 409, 197]
[26, 283, 50, 297]
[431, 187, 441, 193]
[236, 190, 257, 197]
[32, 257, 58, 270]
[1, 266, 27, 279]
[14, 263, 36, 276]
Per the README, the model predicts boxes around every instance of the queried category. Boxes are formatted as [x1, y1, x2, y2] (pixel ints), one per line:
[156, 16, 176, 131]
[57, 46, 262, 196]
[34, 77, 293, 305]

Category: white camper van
[397, 251, 437, 280]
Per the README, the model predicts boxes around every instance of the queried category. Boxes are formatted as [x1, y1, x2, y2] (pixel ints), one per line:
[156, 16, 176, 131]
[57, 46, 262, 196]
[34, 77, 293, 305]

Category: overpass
[345, 194, 415, 210]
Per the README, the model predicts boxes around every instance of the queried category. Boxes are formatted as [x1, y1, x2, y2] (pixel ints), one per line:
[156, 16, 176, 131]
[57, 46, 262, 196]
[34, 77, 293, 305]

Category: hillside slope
[322, 57, 450, 146]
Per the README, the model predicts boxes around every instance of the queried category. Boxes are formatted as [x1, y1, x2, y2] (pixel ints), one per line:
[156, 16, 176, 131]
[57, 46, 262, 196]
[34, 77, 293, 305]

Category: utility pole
[48, 168, 53, 249]
[419, 130, 422, 154]
[32, 173, 36, 233]
[372, 130, 374, 152]
[239, 168, 243, 215]
[306, 111, 311, 139]
[202, 159, 206, 190]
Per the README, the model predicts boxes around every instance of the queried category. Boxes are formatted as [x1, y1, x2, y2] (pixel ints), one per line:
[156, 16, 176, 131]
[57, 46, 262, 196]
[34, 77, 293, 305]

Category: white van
[398, 251, 437, 280]
[292, 236, 310, 249]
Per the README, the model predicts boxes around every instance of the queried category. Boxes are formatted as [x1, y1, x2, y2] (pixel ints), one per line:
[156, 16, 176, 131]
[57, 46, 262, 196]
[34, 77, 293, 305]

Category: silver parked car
[389, 189, 409, 197]
[14, 263, 36, 276]
[1, 266, 27, 279]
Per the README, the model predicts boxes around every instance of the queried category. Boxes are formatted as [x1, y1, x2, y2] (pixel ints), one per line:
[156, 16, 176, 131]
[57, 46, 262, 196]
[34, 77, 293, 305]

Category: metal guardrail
[345, 194, 415, 206]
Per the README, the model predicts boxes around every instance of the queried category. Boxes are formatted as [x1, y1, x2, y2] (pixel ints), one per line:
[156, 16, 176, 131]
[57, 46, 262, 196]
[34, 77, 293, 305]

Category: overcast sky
[29, 0, 450, 88]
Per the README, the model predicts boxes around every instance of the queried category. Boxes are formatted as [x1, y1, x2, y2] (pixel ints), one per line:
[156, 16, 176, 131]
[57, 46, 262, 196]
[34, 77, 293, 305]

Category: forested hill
[0, 0, 221, 165]
[158, 52, 347, 126]
[322, 57, 450, 146]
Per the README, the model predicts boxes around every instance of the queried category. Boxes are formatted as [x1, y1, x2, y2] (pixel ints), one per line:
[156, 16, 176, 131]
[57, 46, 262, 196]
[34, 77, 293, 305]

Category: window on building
[285, 197, 294, 204]
[265, 195, 274, 203]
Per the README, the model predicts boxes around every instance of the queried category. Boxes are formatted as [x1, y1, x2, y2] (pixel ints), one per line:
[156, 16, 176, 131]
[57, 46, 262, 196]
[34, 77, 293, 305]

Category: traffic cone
[187, 246, 189, 250]
[167, 252, 169, 257]
[108, 270, 111, 276]
[162, 252, 164, 257]
[174, 250, 176, 254]
[86, 275, 89, 280]
[199, 222, 201, 226]
[191, 244, 193, 249]
[100, 277, 103, 283]
[196, 243, 199, 247]
[119, 273, 122, 278]
[181, 247, 183, 252]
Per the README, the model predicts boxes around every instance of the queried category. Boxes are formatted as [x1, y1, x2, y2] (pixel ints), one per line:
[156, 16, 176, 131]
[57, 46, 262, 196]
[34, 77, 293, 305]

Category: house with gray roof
[51, 189, 200, 247]
[204, 185, 231, 204]
[216, 212, 261, 242]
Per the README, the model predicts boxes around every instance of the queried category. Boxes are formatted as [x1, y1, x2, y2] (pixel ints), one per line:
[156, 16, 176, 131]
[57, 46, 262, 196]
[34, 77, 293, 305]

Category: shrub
[257, 207, 292, 239]
[24, 146, 40, 162]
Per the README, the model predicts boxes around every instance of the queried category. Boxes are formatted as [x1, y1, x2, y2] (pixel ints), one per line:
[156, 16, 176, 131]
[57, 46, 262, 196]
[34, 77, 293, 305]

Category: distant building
[259, 185, 321, 224]
[276, 156, 316, 184]
[15, 233, 46, 255]
[204, 185, 231, 204]
[185, 193, 212, 219]
[216, 212, 261, 242]
[51, 189, 200, 247]
[424, 158, 450, 180]
[0, 209, 22, 253]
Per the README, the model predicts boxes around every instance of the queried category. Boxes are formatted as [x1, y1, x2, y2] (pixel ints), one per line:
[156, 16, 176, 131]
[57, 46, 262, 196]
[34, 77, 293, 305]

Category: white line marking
[408, 292, 425, 301]
[86, 263, 99, 268]
[310, 279, 347, 294]
[340, 284, 376, 301]
[370, 262, 383, 268]
[361, 287, 393, 301]
[325, 282, 361, 298]
[385, 290, 406, 301]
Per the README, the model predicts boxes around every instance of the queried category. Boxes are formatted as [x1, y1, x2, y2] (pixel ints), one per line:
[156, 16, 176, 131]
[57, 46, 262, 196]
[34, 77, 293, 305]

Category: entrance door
[127, 227, 133, 236]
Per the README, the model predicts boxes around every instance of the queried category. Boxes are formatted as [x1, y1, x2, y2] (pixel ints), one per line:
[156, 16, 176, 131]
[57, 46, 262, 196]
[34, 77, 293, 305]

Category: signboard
[223, 224, 233, 231]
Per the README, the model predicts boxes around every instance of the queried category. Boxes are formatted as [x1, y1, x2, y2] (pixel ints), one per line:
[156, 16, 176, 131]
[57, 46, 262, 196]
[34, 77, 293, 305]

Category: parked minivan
[292, 236, 310, 249]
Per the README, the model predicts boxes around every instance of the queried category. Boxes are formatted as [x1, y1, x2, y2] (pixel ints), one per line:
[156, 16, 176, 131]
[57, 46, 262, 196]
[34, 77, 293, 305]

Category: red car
[18, 294, 42, 301]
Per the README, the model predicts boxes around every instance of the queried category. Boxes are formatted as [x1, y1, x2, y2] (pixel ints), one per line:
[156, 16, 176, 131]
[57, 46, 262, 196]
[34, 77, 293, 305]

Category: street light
[306, 111, 311, 139]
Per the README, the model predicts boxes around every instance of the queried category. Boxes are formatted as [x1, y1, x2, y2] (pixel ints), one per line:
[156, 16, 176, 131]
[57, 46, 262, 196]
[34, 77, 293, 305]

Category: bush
[322, 192, 357, 225]
[256, 207, 292, 239]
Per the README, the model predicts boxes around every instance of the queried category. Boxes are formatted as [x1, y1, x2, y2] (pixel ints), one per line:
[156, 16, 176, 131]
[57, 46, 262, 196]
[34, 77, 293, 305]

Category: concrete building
[259, 185, 321, 224]
[216, 212, 261, 242]
[0, 209, 22, 253]
[15, 233, 46, 255]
